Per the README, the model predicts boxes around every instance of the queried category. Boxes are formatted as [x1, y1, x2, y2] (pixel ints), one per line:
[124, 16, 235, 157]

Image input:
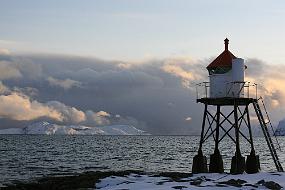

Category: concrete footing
[209, 149, 224, 173]
[230, 152, 245, 174]
[246, 151, 260, 174]
[192, 150, 208, 174]
[192, 150, 259, 174]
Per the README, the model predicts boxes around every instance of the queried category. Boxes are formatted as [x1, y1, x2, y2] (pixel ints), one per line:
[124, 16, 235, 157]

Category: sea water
[0, 135, 285, 184]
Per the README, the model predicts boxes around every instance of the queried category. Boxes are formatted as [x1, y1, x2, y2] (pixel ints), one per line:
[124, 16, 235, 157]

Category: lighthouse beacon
[207, 38, 245, 98]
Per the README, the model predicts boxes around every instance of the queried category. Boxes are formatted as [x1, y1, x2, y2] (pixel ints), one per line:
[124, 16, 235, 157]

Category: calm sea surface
[1, 135, 285, 184]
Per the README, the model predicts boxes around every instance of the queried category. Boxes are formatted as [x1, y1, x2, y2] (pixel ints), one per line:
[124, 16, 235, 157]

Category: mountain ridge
[274, 119, 285, 136]
[0, 121, 149, 135]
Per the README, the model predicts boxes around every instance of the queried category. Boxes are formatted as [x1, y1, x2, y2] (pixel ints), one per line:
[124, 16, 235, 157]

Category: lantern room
[207, 38, 245, 98]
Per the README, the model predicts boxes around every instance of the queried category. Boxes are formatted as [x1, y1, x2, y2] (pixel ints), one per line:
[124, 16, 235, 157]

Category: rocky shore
[1, 170, 283, 190]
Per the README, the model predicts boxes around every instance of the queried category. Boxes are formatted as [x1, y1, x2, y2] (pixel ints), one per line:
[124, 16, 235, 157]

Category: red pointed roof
[207, 38, 237, 69]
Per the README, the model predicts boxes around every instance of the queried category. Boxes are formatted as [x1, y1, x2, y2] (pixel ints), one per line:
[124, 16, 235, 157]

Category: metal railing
[196, 81, 258, 99]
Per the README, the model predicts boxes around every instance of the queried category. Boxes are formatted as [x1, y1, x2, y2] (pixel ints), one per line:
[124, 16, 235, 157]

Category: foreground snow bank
[97, 172, 284, 190]
[0, 121, 148, 135]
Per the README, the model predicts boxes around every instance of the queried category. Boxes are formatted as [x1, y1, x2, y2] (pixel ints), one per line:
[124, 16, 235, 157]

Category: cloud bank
[0, 93, 62, 121]
[0, 52, 284, 134]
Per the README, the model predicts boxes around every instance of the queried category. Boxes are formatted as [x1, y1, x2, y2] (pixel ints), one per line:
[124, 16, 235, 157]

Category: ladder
[260, 98, 282, 151]
[253, 99, 284, 172]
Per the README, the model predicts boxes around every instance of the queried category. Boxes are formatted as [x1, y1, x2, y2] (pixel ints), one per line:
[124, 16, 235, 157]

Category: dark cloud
[0, 52, 285, 135]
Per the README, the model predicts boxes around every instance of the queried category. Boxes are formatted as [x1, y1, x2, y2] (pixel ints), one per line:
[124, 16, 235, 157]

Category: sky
[1, 0, 285, 63]
[1, 1, 285, 135]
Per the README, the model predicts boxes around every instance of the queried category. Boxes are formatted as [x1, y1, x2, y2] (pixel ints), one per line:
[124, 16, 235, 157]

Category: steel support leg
[192, 104, 208, 173]
[209, 105, 224, 173]
[231, 104, 245, 174]
[245, 105, 260, 173]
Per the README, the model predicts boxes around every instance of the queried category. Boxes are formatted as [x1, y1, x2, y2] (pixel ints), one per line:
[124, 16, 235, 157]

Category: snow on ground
[96, 172, 284, 189]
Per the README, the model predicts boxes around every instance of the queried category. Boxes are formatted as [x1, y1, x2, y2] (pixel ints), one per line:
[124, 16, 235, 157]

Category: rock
[172, 185, 188, 189]
[190, 180, 202, 186]
[257, 179, 265, 185]
[189, 176, 206, 186]
[244, 183, 258, 188]
[157, 172, 192, 182]
[218, 179, 247, 187]
[257, 179, 282, 190]
[264, 181, 282, 190]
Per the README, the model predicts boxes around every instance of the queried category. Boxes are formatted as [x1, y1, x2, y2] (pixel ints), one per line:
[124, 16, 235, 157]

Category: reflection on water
[0, 135, 284, 183]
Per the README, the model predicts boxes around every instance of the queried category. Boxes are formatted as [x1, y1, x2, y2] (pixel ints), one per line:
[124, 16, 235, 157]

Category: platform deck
[197, 98, 257, 106]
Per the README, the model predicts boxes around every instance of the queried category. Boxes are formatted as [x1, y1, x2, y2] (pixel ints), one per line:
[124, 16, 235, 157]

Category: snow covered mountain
[274, 119, 285, 136]
[0, 121, 149, 135]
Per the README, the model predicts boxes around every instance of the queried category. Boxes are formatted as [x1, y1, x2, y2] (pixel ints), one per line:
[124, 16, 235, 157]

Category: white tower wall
[232, 58, 244, 82]
[209, 72, 232, 98]
[230, 58, 245, 97]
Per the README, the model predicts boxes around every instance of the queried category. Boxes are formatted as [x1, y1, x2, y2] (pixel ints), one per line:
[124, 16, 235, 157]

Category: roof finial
[224, 38, 229, 51]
